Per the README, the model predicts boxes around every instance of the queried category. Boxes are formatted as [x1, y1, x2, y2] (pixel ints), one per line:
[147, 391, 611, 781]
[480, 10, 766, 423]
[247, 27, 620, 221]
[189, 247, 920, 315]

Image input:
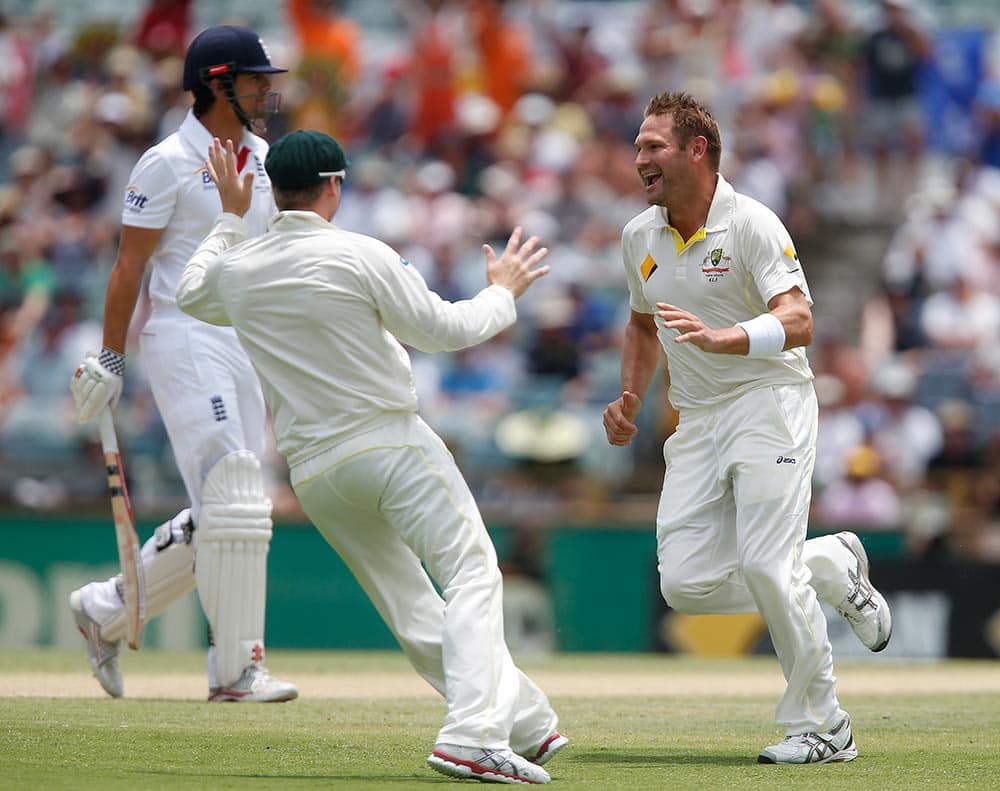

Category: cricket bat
[98, 407, 145, 649]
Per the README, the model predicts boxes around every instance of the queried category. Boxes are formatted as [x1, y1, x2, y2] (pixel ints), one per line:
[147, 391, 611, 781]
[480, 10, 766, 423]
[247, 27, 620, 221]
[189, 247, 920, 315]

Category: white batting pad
[195, 451, 273, 688]
[101, 509, 196, 643]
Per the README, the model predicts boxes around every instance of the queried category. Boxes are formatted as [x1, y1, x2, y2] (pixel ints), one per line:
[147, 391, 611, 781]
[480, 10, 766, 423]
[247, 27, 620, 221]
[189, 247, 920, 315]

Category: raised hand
[483, 226, 550, 299]
[206, 138, 254, 217]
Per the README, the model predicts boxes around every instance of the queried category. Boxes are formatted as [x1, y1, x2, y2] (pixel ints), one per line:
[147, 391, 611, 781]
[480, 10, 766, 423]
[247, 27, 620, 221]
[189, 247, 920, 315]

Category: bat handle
[98, 407, 119, 455]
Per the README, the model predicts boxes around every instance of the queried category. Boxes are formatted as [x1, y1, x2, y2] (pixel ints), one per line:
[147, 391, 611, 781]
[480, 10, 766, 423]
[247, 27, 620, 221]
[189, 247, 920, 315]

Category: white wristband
[736, 313, 786, 357]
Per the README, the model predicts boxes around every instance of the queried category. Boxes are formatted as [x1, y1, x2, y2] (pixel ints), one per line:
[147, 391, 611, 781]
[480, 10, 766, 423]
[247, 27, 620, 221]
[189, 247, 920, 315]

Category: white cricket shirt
[622, 174, 814, 410]
[122, 110, 276, 323]
[177, 211, 518, 468]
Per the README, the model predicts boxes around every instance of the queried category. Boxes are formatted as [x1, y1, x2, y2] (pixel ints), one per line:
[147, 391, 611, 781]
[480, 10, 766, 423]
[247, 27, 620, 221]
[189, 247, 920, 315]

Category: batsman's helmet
[182, 25, 287, 92]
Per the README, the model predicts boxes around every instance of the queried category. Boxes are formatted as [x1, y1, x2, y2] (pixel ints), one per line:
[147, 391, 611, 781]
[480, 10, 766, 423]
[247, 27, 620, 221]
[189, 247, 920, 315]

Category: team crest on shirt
[701, 248, 731, 282]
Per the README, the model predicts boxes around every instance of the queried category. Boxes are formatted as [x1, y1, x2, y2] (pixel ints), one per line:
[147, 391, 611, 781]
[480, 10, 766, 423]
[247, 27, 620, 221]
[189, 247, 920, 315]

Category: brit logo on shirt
[124, 185, 149, 213]
[701, 248, 731, 282]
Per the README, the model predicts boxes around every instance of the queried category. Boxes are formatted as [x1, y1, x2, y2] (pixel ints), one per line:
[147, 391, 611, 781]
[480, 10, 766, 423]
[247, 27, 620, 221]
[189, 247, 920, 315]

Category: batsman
[68, 25, 298, 703]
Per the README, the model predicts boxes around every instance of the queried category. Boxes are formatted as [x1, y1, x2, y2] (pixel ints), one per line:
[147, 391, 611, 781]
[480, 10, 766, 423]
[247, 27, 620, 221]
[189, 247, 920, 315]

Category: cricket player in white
[176, 130, 565, 784]
[603, 92, 892, 765]
[68, 26, 297, 703]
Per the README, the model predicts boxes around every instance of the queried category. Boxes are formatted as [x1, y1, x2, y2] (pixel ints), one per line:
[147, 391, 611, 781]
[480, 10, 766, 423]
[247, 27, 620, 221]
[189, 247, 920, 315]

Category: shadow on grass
[570, 750, 751, 767]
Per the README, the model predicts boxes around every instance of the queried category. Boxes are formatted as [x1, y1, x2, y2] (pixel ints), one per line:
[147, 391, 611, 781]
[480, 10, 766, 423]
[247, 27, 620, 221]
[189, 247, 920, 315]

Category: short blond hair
[644, 91, 722, 170]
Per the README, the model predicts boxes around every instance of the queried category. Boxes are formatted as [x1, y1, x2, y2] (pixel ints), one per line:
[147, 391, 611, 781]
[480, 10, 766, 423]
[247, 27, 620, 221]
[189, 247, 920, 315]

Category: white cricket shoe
[527, 732, 568, 766]
[208, 665, 299, 703]
[69, 589, 123, 698]
[428, 744, 551, 784]
[758, 714, 859, 764]
[834, 532, 892, 652]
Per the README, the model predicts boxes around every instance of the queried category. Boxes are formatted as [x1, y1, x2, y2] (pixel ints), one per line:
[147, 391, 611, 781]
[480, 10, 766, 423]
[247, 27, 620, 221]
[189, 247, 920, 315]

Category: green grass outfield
[2, 649, 998, 790]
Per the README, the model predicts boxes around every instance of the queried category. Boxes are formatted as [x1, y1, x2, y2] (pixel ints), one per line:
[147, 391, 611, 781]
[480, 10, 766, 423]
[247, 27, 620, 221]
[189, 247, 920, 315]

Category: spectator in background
[973, 80, 1000, 168]
[919, 270, 1000, 354]
[812, 372, 866, 491]
[0, 226, 54, 418]
[286, 0, 360, 84]
[133, 0, 191, 60]
[0, 12, 36, 156]
[860, 356, 944, 492]
[286, 0, 362, 141]
[815, 443, 904, 530]
[860, 0, 932, 216]
[404, 0, 460, 154]
[925, 398, 986, 508]
[467, 0, 536, 119]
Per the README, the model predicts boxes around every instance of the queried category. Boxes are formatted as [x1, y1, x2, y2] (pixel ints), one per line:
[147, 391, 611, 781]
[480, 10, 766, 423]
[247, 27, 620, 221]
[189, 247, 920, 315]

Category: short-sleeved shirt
[122, 109, 276, 324]
[622, 174, 814, 410]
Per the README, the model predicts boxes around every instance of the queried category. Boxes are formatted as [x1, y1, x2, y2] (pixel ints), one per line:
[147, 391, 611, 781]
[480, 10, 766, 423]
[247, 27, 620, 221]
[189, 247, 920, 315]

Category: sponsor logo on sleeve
[640, 253, 658, 281]
[124, 185, 149, 212]
[783, 243, 800, 273]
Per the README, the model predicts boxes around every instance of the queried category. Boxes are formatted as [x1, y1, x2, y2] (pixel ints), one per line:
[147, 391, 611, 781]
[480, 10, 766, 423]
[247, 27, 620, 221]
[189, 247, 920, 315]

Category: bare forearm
[657, 288, 813, 357]
[102, 264, 145, 353]
[770, 297, 813, 350]
[102, 225, 165, 354]
[621, 317, 661, 397]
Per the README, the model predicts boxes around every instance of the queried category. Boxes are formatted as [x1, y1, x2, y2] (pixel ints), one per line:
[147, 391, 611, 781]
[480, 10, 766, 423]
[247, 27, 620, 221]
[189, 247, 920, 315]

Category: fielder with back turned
[176, 130, 566, 784]
[68, 25, 297, 703]
[603, 91, 893, 764]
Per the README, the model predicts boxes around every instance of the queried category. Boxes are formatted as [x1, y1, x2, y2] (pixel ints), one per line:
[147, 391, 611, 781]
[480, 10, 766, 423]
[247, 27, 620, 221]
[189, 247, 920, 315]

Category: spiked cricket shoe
[428, 744, 551, 784]
[834, 532, 892, 651]
[758, 714, 859, 764]
[528, 733, 568, 766]
[208, 665, 298, 702]
[69, 589, 123, 698]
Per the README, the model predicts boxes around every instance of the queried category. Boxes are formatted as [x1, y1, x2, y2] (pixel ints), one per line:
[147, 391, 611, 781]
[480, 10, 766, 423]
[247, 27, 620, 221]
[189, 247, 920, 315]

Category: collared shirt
[121, 109, 275, 323]
[622, 173, 814, 410]
[176, 210, 518, 467]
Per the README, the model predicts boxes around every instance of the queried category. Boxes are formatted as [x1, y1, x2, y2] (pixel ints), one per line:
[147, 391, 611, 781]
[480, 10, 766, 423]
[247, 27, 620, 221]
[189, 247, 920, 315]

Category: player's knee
[739, 559, 781, 597]
[659, 571, 712, 614]
[198, 450, 272, 543]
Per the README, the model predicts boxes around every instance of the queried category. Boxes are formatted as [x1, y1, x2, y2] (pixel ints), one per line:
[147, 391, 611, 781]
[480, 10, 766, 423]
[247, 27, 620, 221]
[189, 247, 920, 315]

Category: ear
[688, 135, 709, 161]
[208, 77, 227, 100]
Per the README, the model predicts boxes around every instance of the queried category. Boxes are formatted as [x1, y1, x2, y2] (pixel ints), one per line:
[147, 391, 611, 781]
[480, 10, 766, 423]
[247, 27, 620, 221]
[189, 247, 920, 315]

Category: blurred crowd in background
[1, 0, 999, 562]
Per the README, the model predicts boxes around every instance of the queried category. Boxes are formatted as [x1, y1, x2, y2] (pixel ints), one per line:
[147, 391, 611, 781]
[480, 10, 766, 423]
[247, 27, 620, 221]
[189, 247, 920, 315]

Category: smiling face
[634, 112, 696, 207]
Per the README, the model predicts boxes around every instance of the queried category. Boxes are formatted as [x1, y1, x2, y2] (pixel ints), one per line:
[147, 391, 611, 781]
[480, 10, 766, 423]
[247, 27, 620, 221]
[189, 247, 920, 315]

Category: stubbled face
[232, 72, 274, 116]
[634, 113, 692, 207]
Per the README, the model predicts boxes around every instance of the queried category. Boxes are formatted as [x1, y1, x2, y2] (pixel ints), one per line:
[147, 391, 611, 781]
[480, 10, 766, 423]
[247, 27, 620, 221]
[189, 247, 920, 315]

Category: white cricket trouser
[656, 382, 846, 734]
[291, 413, 558, 751]
[140, 315, 267, 522]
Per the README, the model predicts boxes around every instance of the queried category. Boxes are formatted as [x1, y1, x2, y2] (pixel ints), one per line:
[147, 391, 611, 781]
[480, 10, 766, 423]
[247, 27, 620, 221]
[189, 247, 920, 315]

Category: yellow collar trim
[668, 225, 707, 254]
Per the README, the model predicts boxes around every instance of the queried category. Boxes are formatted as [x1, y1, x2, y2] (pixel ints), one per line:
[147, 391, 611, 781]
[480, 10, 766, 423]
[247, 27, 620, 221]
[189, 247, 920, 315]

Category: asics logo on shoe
[758, 715, 858, 764]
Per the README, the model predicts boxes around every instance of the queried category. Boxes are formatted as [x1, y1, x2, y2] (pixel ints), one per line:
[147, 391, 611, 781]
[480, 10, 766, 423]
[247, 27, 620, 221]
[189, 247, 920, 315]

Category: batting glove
[71, 348, 124, 424]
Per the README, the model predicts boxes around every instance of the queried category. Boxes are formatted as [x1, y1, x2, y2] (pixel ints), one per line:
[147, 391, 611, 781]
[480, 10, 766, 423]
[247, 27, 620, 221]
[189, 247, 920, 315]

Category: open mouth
[641, 172, 662, 189]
